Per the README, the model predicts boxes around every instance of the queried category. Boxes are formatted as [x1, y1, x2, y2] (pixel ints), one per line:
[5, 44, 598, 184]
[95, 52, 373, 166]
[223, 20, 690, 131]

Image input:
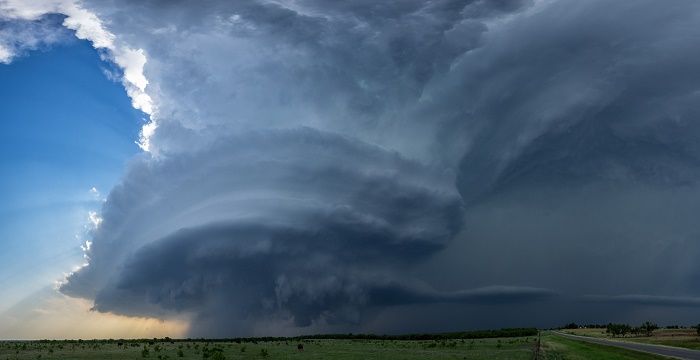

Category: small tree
[623, 324, 632, 336]
[641, 322, 658, 337]
[631, 327, 642, 337]
[696, 324, 700, 336]
[606, 323, 631, 337]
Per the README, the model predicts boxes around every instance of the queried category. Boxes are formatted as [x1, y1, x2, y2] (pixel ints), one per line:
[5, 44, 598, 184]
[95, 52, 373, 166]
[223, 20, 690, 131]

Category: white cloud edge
[0, 0, 157, 151]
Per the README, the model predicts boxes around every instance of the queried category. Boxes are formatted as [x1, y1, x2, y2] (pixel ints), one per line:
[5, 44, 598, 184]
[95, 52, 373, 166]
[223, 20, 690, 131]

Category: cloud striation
[4, 0, 700, 334]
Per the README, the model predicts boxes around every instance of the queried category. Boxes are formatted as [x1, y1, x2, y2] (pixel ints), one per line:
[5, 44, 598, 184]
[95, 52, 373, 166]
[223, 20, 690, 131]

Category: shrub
[606, 323, 631, 337]
[641, 322, 658, 336]
[202, 346, 225, 360]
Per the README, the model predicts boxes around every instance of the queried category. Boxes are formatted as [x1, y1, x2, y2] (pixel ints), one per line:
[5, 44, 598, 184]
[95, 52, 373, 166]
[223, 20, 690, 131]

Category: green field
[0, 338, 537, 360]
[3, 332, 690, 359]
[540, 333, 666, 360]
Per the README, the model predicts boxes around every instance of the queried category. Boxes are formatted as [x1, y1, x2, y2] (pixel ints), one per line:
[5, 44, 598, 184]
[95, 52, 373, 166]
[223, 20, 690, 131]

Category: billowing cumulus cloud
[59, 128, 541, 335]
[5, 0, 700, 335]
[54, 0, 551, 335]
[64, 0, 536, 160]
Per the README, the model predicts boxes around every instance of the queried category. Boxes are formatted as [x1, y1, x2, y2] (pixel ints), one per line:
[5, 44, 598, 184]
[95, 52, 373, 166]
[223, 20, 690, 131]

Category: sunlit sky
[3, 0, 700, 339]
[0, 22, 172, 338]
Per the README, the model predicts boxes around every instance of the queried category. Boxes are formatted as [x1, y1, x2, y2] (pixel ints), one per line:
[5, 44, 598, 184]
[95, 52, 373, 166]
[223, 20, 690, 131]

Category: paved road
[553, 332, 700, 360]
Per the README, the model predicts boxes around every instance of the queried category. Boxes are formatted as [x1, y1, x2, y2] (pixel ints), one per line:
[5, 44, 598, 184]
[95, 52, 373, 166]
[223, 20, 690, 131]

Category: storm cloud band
[2, 0, 700, 335]
[60, 128, 467, 334]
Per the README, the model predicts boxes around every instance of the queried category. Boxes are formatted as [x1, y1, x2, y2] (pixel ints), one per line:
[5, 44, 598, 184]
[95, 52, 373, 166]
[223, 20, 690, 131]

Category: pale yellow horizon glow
[0, 288, 189, 340]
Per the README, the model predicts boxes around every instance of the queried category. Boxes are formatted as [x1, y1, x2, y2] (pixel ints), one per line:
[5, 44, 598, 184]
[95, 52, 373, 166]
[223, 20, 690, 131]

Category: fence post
[533, 330, 541, 360]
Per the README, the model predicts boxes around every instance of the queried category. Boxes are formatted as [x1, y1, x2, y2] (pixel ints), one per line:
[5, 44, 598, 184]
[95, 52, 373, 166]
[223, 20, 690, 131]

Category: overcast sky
[2, 0, 700, 339]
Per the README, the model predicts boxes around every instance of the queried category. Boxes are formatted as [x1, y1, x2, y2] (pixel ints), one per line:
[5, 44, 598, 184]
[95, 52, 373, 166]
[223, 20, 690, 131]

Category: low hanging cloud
[60, 128, 473, 334]
[59, 128, 557, 335]
[3, 0, 556, 335]
[5, 0, 700, 335]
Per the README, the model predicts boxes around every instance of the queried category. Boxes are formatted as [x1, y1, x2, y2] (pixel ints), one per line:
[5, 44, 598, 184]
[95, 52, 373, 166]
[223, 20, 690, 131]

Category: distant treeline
[562, 323, 690, 331]
[24, 328, 538, 344]
[561, 322, 679, 337]
[294, 328, 538, 341]
[562, 323, 607, 329]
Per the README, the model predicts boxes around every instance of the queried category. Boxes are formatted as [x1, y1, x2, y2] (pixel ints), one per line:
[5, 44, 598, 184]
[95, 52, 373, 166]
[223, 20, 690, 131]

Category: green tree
[640, 322, 658, 336]
[606, 323, 631, 337]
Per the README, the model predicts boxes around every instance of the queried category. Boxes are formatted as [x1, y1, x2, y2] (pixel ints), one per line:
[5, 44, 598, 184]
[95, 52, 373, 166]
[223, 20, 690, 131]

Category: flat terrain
[540, 333, 668, 359]
[563, 328, 700, 351]
[6, 332, 698, 359]
[0, 338, 536, 360]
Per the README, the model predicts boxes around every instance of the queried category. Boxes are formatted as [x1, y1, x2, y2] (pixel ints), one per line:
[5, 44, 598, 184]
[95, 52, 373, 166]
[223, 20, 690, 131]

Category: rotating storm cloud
[3, 0, 700, 336]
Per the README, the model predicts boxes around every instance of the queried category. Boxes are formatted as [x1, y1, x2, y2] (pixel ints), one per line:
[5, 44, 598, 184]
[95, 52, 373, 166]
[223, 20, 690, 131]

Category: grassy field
[559, 328, 608, 338]
[540, 333, 667, 360]
[0, 337, 537, 360]
[3, 331, 690, 359]
[562, 327, 700, 351]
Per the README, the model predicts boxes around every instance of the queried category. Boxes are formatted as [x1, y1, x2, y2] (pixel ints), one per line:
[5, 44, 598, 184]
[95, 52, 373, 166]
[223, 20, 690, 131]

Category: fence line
[533, 330, 541, 360]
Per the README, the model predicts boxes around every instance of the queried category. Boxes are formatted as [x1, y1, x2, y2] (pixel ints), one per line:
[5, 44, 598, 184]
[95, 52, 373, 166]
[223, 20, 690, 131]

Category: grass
[0, 337, 536, 360]
[540, 333, 668, 360]
[3, 331, 687, 359]
[563, 328, 700, 351]
[559, 328, 608, 338]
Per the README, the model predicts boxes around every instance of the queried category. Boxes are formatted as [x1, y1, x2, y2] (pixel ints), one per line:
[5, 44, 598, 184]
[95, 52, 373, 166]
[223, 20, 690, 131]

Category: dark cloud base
[50, 0, 700, 335]
[62, 128, 474, 335]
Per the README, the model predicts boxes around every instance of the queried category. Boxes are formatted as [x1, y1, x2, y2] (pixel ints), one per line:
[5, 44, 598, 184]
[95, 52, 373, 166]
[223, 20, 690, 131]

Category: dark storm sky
[3, 0, 700, 337]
